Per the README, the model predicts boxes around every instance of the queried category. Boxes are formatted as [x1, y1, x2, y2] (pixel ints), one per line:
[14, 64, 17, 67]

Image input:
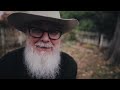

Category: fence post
[99, 34, 104, 48]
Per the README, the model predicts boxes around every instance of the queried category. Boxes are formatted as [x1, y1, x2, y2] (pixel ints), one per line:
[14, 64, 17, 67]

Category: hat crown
[14, 11, 61, 19]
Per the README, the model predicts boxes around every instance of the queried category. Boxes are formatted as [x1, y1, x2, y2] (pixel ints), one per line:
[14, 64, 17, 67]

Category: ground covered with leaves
[62, 41, 120, 79]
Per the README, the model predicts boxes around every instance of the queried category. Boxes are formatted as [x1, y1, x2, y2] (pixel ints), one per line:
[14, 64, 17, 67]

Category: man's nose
[40, 32, 50, 42]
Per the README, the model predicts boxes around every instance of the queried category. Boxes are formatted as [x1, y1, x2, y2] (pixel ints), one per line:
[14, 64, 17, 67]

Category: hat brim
[7, 13, 79, 33]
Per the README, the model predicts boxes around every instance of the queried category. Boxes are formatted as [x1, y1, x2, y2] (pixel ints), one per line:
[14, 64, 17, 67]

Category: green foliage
[60, 11, 118, 40]
[78, 19, 96, 31]
[68, 31, 77, 41]
[60, 11, 96, 20]
[61, 11, 96, 32]
[62, 30, 77, 42]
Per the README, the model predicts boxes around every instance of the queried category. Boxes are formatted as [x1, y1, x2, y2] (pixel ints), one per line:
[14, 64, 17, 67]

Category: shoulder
[61, 52, 77, 67]
[60, 52, 77, 79]
[0, 47, 25, 78]
[0, 47, 25, 63]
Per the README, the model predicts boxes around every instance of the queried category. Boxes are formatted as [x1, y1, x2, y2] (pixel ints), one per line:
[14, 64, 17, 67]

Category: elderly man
[0, 11, 79, 79]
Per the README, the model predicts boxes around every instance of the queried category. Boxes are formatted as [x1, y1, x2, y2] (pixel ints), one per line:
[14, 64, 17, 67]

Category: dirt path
[62, 42, 107, 79]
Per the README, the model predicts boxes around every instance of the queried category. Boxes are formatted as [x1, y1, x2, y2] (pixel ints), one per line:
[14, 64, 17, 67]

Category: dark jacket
[0, 47, 77, 79]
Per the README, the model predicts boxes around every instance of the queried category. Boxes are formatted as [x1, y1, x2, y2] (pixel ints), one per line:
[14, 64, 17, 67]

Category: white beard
[24, 41, 61, 79]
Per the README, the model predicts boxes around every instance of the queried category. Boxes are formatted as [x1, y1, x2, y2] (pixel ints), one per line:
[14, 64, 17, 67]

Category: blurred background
[0, 11, 120, 79]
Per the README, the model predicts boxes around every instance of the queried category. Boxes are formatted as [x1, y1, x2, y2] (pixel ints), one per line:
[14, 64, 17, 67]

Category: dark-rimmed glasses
[29, 27, 62, 40]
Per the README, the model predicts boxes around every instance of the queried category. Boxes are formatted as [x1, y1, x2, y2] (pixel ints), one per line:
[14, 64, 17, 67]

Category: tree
[61, 11, 120, 64]
[93, 11, 117, 41]
[60, 11, 117, 47]
[106, 12, 120, 65]
[78, 19, 96, 31]
[60, 11, 116, 36]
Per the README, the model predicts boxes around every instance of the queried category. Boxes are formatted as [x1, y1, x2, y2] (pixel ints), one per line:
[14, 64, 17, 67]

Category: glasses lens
[29, 27, 62, 40]
[30, 28, 43, 38]
[49, 31, 61, 40]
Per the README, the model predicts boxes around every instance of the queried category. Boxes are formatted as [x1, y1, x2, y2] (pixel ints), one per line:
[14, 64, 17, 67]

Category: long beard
[24, 41, 61, 79]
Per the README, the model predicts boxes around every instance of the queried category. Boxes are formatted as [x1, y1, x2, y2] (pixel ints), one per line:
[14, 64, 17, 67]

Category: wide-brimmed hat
[7, 11, 79, 33]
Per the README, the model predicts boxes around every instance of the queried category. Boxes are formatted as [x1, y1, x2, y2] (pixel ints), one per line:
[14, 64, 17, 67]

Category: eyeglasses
[29, 27, 62, 40]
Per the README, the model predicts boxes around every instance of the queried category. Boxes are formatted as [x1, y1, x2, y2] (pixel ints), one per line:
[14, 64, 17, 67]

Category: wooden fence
[76, 31, 109, 47]
[0, 29, 110, 57]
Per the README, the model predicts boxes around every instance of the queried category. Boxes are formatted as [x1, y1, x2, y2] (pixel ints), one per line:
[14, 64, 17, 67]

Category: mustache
[35, 42, 53, 48]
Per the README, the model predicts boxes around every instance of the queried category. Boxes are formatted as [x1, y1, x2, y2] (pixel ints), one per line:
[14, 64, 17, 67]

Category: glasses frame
[29, 28, 62, 40]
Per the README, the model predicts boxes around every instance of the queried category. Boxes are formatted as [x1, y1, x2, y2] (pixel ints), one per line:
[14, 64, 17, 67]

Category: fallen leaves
[62, 41, 120, 79]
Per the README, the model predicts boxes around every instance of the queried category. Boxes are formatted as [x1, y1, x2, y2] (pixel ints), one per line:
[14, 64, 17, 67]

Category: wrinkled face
[25, 21, 64, 54]
[26, 26, 62, 54]
[28, 31, 61, 53]
[24, 24, 63, 79]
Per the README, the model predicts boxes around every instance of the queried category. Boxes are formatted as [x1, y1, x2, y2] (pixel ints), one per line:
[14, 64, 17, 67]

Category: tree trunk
[106, 13, 120, 65]
[0, 28, 5, 54]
